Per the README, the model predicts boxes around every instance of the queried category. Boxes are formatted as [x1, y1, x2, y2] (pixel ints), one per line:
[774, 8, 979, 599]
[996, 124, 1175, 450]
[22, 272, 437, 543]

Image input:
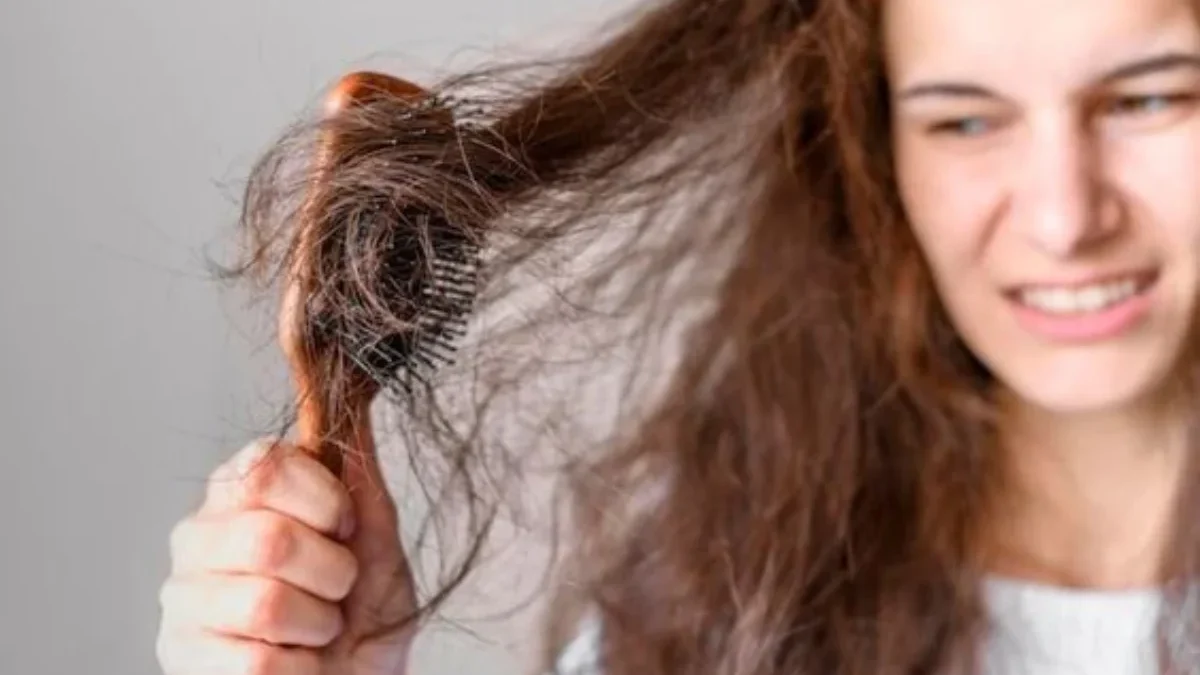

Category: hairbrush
[279, 71, 482, 474]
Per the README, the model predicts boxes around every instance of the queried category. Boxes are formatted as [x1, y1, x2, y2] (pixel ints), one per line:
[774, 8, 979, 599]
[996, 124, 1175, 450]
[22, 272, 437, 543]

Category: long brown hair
[217, 0, 1200, 673]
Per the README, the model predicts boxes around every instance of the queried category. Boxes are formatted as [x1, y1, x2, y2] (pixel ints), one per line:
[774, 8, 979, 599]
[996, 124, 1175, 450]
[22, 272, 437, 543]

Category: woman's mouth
[1007, 271, 1158, 342]
[1015, 275, 1151, 315]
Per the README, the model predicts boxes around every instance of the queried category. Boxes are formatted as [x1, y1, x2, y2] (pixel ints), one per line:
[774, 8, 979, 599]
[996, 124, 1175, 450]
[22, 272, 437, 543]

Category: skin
[886, 0, 1200, 587]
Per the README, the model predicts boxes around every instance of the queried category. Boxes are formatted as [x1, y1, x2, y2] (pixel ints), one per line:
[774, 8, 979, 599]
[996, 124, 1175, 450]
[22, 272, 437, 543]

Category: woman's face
[886, 0, 1200, 414]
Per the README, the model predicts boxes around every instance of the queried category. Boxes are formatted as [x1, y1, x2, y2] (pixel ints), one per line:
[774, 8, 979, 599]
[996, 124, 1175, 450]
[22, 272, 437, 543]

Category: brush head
[279, 71, 482, 460]
[321, 71, 479, 392]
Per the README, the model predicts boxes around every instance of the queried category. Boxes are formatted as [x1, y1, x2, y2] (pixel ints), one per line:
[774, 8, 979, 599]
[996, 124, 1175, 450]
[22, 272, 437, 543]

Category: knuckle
[239, 454, 282, 503]
[246, 579, 292, 635]
[333, 550, 361, 600]
[202, 447, 257, 508]
[246, 645, 319, 675]
[211, 439, 288, 497]
[211, 438, 269, 481]
[243, 644, 289, 675]
[311, 482, 352, 539]
[245, 512, 297, 572]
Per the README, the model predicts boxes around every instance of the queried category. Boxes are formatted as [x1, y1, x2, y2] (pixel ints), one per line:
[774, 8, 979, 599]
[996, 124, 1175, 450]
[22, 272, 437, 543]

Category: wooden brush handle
[279, 70, 438, 473]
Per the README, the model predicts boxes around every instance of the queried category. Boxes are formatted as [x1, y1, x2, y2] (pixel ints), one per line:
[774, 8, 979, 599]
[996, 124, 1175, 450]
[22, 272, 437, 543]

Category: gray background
[0, 1, 636, 673]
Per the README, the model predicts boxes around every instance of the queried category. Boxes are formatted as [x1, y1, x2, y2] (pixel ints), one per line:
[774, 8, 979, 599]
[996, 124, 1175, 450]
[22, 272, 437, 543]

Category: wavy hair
[218, 0, 1200, 673]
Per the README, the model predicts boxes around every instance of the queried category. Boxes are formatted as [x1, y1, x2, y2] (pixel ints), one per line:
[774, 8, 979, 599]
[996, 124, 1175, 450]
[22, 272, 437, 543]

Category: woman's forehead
[882, 0, 1200, 91]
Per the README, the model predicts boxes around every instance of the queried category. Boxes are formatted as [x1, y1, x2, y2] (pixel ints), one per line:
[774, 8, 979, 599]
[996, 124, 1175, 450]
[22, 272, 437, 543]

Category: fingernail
[339, 511, 357, 540]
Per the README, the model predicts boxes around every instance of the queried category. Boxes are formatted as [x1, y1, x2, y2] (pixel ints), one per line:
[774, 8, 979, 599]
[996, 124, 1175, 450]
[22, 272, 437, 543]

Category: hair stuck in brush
[216, 1, 1200, 674]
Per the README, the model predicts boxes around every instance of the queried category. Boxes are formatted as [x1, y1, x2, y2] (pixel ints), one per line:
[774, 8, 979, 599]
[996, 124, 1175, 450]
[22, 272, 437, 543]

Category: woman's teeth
[1017, 278, 1142, 315]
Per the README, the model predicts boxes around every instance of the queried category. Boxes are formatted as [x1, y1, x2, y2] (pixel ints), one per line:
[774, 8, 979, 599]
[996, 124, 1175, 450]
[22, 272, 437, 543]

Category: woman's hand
[156, 437, 417, 675]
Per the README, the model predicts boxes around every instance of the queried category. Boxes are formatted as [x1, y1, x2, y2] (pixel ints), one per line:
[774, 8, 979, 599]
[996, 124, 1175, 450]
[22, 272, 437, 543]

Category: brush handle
[325, 71, 428, 115]
[280, 70, 438, 474]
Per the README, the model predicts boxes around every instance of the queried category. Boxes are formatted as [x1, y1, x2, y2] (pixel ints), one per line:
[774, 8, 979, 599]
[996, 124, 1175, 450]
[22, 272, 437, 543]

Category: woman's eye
[927, 116, 992, 137]
[1105, 93, 1191, 117]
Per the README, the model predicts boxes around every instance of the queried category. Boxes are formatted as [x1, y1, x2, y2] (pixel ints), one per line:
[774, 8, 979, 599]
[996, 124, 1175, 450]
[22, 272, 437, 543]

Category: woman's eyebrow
[1096, 51, 1200, 84]
[896, 82, 1001, 103]
[894, 52, 1200, 105]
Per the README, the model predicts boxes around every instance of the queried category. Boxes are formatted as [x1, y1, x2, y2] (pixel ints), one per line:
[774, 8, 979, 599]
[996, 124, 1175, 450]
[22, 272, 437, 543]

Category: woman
[156, 0, 1200, 673]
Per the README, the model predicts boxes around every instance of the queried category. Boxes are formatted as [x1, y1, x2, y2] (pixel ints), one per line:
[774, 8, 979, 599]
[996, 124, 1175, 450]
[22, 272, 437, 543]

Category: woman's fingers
[202, 439, 355, 540]
[156, 628, 321, 675]
[158, 573, 343, 648]
[169, 508, 359, 602]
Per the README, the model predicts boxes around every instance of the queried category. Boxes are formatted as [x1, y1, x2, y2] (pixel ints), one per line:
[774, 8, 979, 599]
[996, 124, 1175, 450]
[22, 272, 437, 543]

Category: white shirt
[555, 578, 1173, 675]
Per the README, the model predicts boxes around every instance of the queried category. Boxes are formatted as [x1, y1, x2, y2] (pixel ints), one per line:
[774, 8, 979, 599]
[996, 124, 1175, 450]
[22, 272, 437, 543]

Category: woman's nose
[1016, 124, 1122, 256]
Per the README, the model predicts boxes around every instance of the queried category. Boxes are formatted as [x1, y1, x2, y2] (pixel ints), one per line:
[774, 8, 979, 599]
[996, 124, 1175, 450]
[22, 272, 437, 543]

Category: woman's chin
[992, 350, 1177, 417]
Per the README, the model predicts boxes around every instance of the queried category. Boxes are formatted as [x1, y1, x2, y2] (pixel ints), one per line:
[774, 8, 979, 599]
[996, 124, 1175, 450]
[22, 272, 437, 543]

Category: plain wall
[0, 1, 639, 673]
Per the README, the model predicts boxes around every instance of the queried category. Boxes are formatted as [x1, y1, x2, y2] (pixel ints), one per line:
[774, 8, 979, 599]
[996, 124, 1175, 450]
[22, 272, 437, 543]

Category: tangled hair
[219, 0, 1200, 673]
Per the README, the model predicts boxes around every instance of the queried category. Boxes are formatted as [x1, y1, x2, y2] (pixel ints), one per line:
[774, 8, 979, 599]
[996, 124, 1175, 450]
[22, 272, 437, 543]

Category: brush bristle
[301, 72, 485, 397]
[326, 218, 481, 393]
